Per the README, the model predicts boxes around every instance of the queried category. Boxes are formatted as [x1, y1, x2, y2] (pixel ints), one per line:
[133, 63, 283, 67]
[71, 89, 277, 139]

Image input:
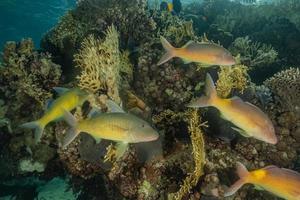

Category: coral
[170, 110, 206, 200]
[229, 36, 278, 69]
[216, 64, 249, 98]
[19, 159, 45, 173]
[75, 25, 132, 103]
[0, 39, 61, 127]
[42, 0, 155, 69]
[264, 67, 300, 116]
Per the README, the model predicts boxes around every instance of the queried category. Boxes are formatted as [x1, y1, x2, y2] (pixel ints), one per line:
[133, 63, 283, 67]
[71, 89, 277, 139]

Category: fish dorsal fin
[53, 87, 69, 95]
[106, 100, 125, 113]
[280, 168, 300, 176]
[230, 96, 243, 103]
[182, 40, 194, 48]
[88, 107, 102, 118]
[262, 165, 278, 170]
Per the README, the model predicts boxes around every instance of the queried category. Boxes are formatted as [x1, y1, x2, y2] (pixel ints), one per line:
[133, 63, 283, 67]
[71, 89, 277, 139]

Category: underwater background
[0, 0, 299, 199]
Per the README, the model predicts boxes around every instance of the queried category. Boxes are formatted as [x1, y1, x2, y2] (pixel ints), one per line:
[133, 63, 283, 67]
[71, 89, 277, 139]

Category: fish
[187, 74, 277, 144]
[20, 87, 88, 143]
[157, 36, 236, 66]
[225, 162, 300, 200]
[62, 100, 159, 159]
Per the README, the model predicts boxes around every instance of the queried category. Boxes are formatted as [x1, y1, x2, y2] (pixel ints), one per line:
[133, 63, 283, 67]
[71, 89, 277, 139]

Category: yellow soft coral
[75, 25, 132, 103]
[169, 109, 206, 200]
[216, 64, 249, 98]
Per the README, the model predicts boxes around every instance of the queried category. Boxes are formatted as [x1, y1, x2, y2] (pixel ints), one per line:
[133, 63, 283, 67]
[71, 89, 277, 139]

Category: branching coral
[75, 25, 132, 103]
[264, 67, 300, 116]
[229, 36, 278, 69]
[216, 64, 249, 98]
[169, 110, 206, 200]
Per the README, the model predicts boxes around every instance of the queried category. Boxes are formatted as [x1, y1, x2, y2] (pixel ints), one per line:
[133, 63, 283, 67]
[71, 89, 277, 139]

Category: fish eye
[142, 124, 145, 128]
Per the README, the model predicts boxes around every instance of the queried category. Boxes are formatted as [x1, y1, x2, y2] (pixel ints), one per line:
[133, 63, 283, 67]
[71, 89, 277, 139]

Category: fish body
[62, 101, 159, 159]
[76, 113, 158, 143]
[157, 36, 235, 66]
[20, 88, 88, 142]
[225, 162, 300, 200]
[187, 74, 277, 144]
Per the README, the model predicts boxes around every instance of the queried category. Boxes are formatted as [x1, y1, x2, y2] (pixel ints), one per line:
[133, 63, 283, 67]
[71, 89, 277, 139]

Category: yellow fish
[20, 87, 88, 142]
[187, 74, 277, 144]
[157, 36, 236, 66]
[225, 162, 300, 200]
[167, 2, 173, 12]
[62, 100, 159, 159]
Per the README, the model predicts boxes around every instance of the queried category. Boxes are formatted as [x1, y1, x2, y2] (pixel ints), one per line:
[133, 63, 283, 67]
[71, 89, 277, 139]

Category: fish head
[130, 122, 159, 143]
[255, 123, 277, 144]
[216, 51, 236, 66]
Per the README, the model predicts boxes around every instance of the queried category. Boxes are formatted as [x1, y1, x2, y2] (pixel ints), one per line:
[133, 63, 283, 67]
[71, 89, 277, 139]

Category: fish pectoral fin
[45, 98, 54, 110]
[182, 58, 192, 64]
[197, 63, 213, 68]
[88, 107, 102, 118]
[94, 137, 102, 144]
[231, 127, 250, 137]
[53, 87, 70, 95]
[253, 185, 264, 191]
[106, 100, 125, 113]
[115, 142, 129, 160]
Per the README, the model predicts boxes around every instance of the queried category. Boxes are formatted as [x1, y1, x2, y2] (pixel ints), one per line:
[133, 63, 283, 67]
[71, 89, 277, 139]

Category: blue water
[0, 0, 76, 48]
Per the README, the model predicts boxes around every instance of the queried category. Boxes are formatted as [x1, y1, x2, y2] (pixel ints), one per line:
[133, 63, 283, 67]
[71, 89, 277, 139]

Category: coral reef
[229, 36, 278, 69]
[1, 1, 300, 200]
[264, 67, 300, 116]
[216, 64, 249, 98]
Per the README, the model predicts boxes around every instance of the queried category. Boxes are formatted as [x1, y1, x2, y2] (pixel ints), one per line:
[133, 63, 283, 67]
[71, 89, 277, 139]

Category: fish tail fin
[187, 73, 218, 108]
[62, 110, 80, 148]
[224, 162, 249, 197]
[157, 36, 175, 65]
[20, 121, 45, 143]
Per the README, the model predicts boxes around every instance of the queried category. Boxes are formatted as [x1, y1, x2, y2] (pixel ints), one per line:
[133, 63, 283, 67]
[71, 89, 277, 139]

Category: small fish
[20, 87, 88, 143]
[62, 100, 159, 159]
[187, 74, 277, 144]
[225, 162, 300, 200]
[157, 36, 236, 66]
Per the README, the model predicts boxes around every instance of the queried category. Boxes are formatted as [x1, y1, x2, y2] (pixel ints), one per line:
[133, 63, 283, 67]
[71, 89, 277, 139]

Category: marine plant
[229, 36, 278, 69]
[264, 67, 300, 116]
[216, 64, 249, 98]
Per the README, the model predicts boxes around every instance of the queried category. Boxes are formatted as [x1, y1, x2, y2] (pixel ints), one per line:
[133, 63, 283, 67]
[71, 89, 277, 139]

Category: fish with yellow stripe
[20, 87, 88, 142]
[157, 36, 236, 66]
[225, 162, 300, 200]
[187, 74, 277, 144]
[62, 100, 159, 159]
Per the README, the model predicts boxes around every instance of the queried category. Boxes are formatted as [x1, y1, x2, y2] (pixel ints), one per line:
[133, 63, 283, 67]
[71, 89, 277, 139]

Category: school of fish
[19, 31, 300, 200]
